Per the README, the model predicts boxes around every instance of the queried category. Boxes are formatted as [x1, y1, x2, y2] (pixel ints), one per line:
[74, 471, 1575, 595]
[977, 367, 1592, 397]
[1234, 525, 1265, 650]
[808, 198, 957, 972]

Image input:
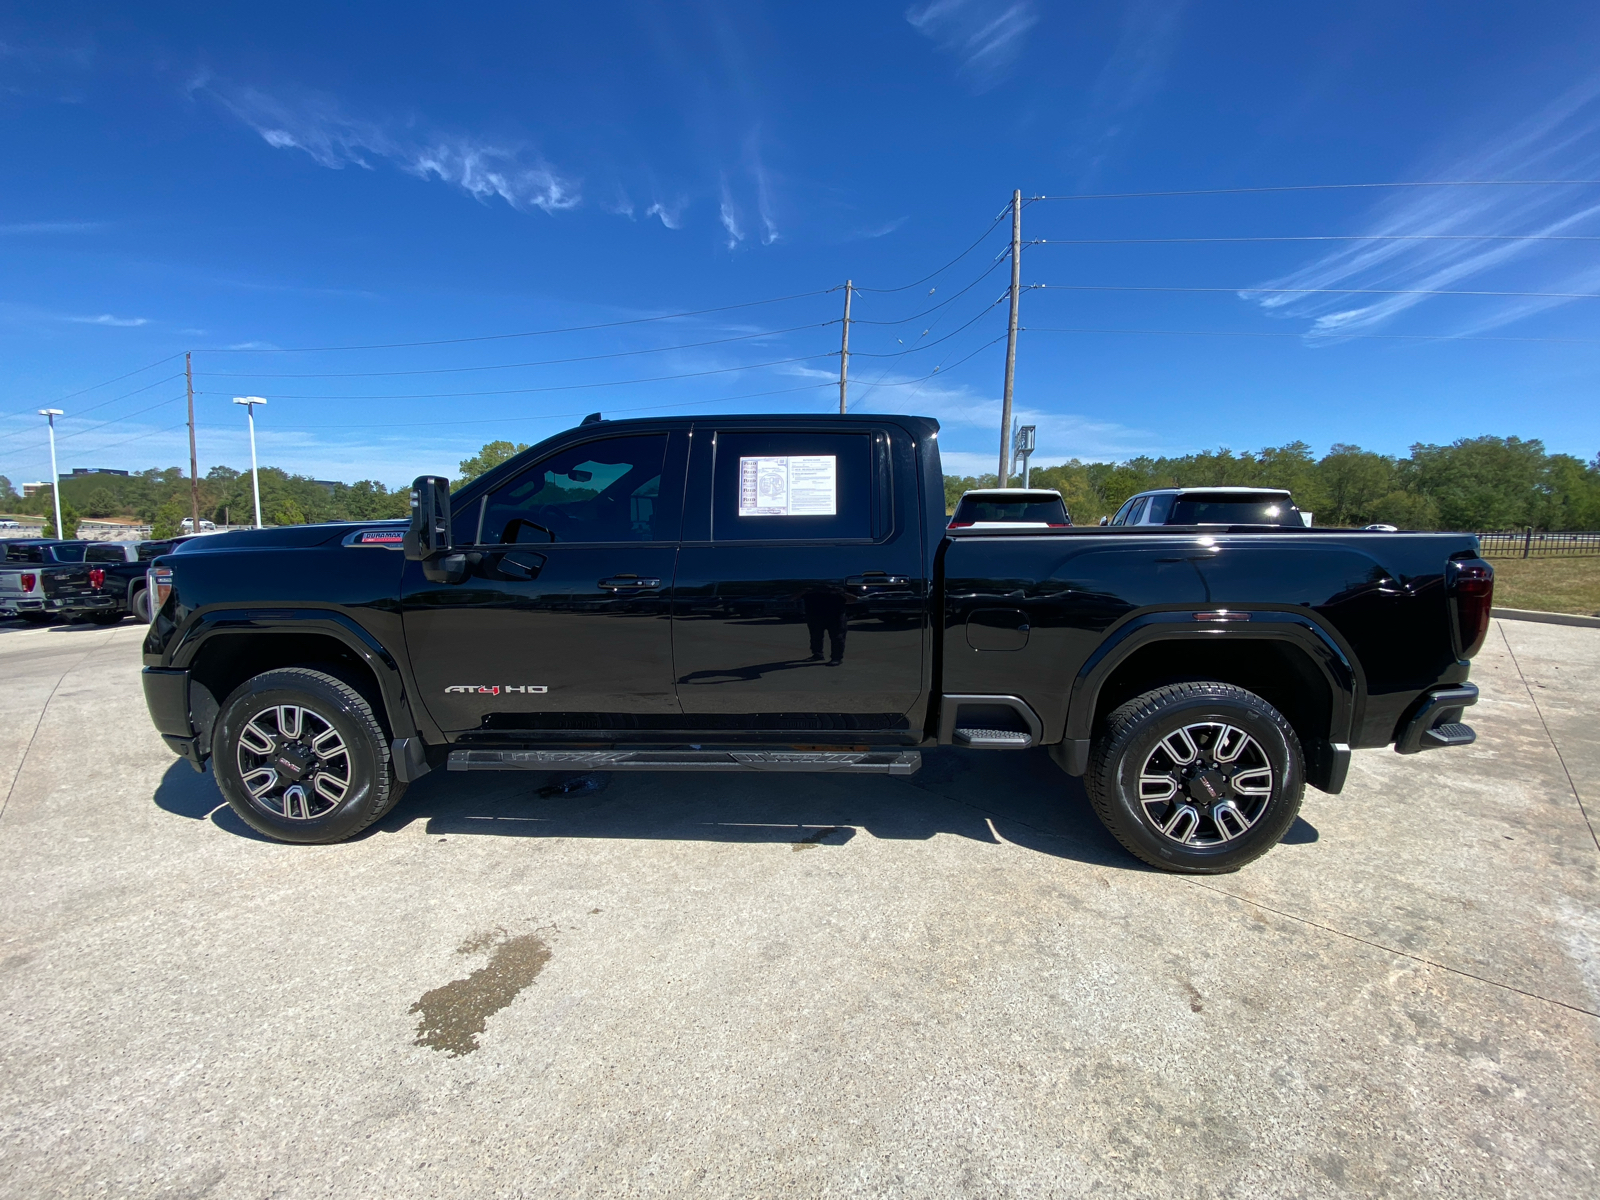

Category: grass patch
[1485, 555, 1600, 616]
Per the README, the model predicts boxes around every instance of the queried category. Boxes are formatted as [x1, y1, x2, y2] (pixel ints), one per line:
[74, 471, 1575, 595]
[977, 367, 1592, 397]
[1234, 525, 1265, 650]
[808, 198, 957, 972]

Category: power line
[0, 353, 185, 422]
[211, 353, 838, 401]
[1022, 326, 1600, 344]
[0, 372, 185, 439]
[1029, 234, 1600, 244]
[193, 322, 835, 379]
[268, 381, 840, 432]
[845, 298, 1007, 358]
[849, 255, 1010, 326]
[853, 212, 1010, 293]
[1029, 180, 1600, 202]
[1033, 284, 1600, 299]
[195, 289, 839, 354]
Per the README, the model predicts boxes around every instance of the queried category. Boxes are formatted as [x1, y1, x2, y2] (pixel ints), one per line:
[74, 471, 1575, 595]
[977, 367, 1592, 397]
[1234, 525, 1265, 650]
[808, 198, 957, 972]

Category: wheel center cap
[1186, 767, 1228, 806]
[272, 741, 314, 781]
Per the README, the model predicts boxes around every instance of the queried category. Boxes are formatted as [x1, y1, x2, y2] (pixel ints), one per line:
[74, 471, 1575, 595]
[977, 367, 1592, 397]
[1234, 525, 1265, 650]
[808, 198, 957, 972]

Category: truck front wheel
[1085, 682, 1304, 873]
[212, 668, 407, 844]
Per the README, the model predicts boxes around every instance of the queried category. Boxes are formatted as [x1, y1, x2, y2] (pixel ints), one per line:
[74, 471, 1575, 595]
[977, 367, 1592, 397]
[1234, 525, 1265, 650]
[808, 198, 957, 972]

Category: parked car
[0, 540, 124, 623]
[78, 539, 189, 622]
[0, 519, 22, 530]
[1102, 487, 1308, 528]
[180, 518, 218, 533]
[142, 412, 1492, 874]
[949, 488, 1071, 529]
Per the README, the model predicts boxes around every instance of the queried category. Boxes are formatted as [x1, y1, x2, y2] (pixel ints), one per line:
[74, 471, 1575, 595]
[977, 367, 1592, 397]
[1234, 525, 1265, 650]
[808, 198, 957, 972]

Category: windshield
[1169, 496, 1300, 526]
[952, 495, 1069, 524]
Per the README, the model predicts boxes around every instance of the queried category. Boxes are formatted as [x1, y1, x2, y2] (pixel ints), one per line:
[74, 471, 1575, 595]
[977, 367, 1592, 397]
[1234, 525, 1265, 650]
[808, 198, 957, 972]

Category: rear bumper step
[448, 748, 922, 775]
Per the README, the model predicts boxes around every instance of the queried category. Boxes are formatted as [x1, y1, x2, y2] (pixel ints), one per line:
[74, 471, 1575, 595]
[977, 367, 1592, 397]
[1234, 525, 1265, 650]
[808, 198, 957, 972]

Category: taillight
[89, 568, 105, 589]
[948, 521, 973, 528]
[148, 566, 174, 617]
[21, 573, 37, 592]
[1449, 558, 1494, 659]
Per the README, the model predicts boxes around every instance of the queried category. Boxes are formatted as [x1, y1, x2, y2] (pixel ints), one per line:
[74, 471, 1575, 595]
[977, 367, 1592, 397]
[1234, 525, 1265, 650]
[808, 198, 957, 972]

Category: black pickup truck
[2, 539, 126, 623]
[141, 413, 1493, 873]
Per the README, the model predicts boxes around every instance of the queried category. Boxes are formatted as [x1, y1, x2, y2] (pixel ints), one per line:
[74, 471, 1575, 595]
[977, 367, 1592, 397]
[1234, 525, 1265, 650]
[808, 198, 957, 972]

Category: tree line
[946, 435, 1600, 529]
[4, 432, 1596, 538]
[0, 466, 408, 538]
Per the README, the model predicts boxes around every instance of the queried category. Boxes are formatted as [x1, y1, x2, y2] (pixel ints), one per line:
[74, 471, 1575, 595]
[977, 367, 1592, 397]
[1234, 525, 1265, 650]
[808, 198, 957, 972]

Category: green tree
[42, 501, 81, 539]
[151, 500, 185, 540]
[1315, 445, 1398, 527]
[0, 475, 19, 509]
[1369, 490, 1439, 530]
[457, 440, 530, 486]
[1404, 436, 1547, 531]
[273, 498, 308, 526]
[83, 487, 118, 517]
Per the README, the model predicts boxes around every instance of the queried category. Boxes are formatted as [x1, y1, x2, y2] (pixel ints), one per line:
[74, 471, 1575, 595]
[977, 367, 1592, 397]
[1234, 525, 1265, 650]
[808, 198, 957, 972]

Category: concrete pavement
[0, 617, 1595, 1198]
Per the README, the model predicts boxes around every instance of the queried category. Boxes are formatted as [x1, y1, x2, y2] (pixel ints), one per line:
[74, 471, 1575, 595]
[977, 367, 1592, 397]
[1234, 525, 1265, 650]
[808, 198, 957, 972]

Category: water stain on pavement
[791, 825, 841, 851]
[410, 930, 552, 1056]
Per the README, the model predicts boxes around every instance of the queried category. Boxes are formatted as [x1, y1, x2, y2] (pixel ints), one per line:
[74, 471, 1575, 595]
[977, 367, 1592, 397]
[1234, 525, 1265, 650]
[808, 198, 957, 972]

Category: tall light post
[233, 397, 267, 529]
[38, 409, 64, 538]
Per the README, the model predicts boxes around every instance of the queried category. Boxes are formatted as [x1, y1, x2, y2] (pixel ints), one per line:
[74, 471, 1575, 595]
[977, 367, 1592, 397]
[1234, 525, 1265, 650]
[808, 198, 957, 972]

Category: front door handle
[598, 576, 662, 590]
[845, 573, 911, 588]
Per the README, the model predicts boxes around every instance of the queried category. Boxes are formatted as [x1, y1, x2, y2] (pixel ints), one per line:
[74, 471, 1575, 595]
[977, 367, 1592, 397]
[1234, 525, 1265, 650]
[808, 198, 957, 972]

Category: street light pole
[233, 397, 267, 529]
[38, 408, 64, 538]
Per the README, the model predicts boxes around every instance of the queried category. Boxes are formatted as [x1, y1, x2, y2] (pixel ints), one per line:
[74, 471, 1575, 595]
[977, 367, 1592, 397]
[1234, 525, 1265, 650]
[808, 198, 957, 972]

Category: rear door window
[1144, 494, 1175, 524]
[711, 431, 875, 542]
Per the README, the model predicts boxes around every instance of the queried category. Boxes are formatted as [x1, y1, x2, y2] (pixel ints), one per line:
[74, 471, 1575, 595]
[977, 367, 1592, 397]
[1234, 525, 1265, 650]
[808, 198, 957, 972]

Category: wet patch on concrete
[791, 826, 841, 851]
[410, 929, 552, 1056]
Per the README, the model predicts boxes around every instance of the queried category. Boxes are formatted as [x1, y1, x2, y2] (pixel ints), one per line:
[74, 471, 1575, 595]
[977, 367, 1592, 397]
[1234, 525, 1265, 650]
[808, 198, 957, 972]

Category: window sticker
[738, 455, 837, 516]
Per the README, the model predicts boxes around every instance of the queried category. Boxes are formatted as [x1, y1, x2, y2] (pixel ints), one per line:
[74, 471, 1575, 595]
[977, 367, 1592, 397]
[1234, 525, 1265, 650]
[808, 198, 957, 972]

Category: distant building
[20, 482, 48, 497]
[70, 467, 130, 477]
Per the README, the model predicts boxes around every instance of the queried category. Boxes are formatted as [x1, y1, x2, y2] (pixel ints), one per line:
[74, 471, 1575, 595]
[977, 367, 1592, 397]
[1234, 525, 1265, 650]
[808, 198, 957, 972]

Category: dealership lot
[0, 619, 1596, 1198]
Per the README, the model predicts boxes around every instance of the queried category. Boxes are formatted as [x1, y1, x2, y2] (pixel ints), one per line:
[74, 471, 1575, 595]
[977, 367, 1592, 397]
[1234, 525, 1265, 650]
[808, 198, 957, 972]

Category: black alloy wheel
[1086, 682, 1304, 873]
[212, 668, 407, 844]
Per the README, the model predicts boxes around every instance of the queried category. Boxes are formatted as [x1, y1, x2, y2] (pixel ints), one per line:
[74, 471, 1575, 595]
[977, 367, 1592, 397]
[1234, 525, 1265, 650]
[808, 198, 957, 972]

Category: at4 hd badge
[445, 684, 549, 695]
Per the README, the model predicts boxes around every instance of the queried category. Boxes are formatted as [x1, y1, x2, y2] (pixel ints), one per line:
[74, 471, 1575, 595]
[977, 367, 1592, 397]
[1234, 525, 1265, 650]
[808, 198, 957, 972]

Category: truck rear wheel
[131, 586, 152, 623]
[212, 668, 407, 844]
[1085, 682, 1303, 874]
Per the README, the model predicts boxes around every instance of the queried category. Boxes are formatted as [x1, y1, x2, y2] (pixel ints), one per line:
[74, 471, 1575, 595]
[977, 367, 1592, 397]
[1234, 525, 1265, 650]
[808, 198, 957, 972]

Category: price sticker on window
[738, 456, 837, 516]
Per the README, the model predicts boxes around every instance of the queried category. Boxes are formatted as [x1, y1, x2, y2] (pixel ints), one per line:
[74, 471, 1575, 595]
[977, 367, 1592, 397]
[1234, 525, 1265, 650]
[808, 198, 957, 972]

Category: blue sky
[2, 1, 1598, 487]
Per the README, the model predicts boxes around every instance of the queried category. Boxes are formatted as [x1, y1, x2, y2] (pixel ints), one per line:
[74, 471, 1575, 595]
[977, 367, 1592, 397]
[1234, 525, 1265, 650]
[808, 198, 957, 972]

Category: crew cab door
[402, 430, 686, 733]
[671, 424, 928, 731]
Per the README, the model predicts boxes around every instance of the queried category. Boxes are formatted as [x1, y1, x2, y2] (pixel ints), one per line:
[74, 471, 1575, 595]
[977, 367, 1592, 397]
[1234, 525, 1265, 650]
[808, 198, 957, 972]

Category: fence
[1478, 529, 1600, 558]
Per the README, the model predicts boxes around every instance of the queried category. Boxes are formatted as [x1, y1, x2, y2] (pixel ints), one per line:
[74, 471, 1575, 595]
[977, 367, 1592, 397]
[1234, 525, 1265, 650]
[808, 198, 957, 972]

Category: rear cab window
[4, 545, 44, 563]
[85, 544, 127, 563]
[47, 544, 86, 563]
[951, 494, 1069, 526]
[1170, 494, 1301, 526]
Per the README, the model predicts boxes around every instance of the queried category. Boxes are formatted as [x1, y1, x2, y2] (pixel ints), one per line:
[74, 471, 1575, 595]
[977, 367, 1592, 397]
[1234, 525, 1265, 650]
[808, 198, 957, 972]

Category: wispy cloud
[205, 85, 580, 216]
[906, 0, 1038, 92]
[718, 176, 745, 249]
[0, 221, 104, 235]
[69, 313, 148, 327]
[1078, 0, 1187, 168]
[1243, 75, 1600, 340]
[645, 199, 687, 230]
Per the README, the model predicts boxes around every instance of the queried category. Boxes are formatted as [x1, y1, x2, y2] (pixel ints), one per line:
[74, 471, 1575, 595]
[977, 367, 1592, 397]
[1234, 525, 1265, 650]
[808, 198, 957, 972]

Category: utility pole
[38, 409, 64, 537]
[185, 352, 200, 533]
[998, 189, 1022, 484]
[838, 280, 852, 415]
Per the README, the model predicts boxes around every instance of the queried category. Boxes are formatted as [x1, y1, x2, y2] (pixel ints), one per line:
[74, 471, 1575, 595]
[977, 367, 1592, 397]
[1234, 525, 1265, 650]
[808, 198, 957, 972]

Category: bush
[151, 501, 185, 540]
[42, 502, 82, 539]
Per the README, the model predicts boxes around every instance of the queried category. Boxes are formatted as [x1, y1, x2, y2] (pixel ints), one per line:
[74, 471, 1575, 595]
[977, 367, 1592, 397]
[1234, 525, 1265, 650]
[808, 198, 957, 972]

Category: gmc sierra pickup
[141, 413, 1493, 873]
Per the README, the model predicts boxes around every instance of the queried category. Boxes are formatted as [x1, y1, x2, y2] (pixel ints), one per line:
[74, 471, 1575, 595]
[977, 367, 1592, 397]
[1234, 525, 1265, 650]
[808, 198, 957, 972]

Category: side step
[953, 727, 1031, 748]
[1421, 722, 1476, 749]
[447, 748, 922, 775]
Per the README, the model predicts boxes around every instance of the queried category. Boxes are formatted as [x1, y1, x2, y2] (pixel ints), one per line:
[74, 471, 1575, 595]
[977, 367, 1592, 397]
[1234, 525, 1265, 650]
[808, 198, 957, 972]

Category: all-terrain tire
[131, 586, 152, 624]
[1085, 681, 1304, 874]
[212, 667, 407, 844]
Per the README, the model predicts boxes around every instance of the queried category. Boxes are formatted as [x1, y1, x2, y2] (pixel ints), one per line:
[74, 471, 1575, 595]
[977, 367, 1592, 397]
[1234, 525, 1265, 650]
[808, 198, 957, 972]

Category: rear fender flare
[169, 608, 418, 741]
[1064, 609, 1361, 747]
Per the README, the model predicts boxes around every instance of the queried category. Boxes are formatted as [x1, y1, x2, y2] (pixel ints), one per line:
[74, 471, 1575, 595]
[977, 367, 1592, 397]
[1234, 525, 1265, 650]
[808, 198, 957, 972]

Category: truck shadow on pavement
[152, 748, 1320, 869]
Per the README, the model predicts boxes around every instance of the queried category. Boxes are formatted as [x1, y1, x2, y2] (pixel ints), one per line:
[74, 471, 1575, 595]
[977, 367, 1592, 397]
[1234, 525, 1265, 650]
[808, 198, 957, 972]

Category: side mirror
[404, 476, 452, 561]
[1098, 516, 1109, 526]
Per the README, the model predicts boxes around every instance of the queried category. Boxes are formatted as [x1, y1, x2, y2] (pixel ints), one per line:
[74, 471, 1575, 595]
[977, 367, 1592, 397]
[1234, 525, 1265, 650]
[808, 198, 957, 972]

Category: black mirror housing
[405, 476, 453, 561]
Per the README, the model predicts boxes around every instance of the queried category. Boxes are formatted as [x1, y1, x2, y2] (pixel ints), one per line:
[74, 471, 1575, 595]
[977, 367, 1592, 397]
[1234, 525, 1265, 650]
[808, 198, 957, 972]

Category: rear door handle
[845, 573, 911, 588]
[598, 576, 662, 590]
